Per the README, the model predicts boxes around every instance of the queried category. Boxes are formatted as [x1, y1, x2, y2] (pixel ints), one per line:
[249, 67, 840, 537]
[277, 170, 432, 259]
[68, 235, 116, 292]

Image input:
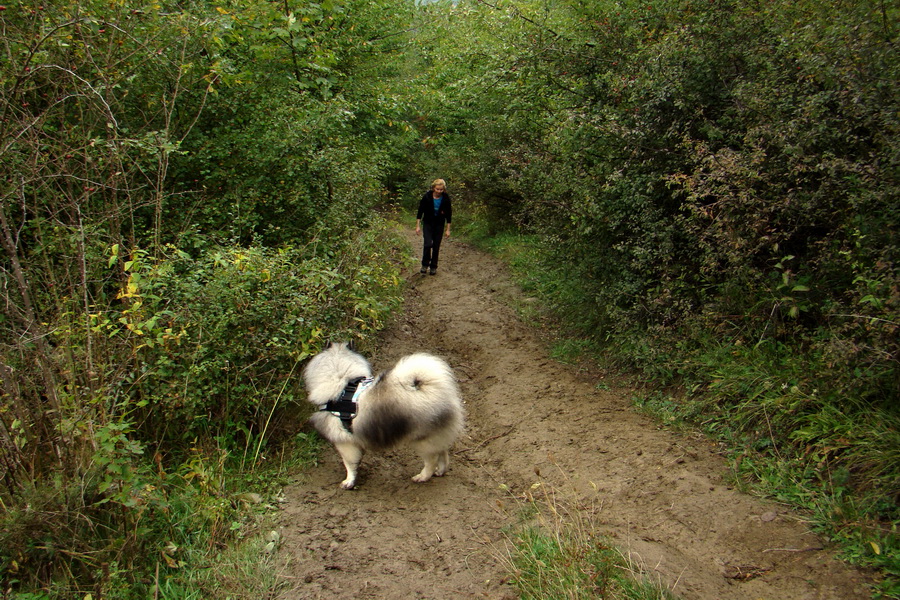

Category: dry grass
[492, 467, 678, 600]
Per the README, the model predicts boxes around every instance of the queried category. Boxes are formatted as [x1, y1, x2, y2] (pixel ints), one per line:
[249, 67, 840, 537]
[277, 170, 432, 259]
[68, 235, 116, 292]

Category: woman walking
[415, 178, 452, 275]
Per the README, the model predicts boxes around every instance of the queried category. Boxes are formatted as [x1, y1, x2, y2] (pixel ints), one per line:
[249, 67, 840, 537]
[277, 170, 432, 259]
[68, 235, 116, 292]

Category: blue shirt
[433, 195, 442, 215]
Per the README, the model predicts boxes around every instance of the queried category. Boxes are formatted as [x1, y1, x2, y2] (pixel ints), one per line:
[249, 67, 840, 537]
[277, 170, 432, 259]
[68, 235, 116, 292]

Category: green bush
[0, 219, 405, 595]
[0, 0, 416, 595]
[406, 0, 898, 590]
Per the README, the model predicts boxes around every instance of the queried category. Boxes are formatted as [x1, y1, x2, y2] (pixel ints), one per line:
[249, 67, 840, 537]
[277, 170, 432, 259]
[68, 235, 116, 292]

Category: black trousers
[421, 221, 445, 269]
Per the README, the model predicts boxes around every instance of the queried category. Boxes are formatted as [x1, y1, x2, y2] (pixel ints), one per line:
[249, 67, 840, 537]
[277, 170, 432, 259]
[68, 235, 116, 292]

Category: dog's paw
[411, 473, 433, 483]
[340, 479, 357, 490]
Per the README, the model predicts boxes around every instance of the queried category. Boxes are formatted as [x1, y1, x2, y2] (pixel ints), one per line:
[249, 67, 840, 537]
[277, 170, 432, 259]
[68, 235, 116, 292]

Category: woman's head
[431, 178, 446, 193]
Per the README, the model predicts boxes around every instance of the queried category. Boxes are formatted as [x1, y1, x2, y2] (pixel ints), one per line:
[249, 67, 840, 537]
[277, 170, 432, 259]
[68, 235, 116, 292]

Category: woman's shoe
[429, 269, 437, 275]
[420, 267, 428, 274]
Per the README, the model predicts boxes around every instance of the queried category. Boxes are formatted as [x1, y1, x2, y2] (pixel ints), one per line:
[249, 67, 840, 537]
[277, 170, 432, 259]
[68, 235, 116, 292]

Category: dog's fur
[303, 342, 464, 489]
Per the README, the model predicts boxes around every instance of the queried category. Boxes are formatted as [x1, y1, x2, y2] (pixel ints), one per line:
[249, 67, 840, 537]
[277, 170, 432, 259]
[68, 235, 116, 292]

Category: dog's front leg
[334, 442, 363, 489]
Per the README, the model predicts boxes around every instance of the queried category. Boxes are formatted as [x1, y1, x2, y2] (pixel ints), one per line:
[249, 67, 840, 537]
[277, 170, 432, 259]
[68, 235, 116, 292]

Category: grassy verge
[1, 431, 323, 599]
[461, 226, 899, 599]
[495, 474, 677, 600]
[135, 432, 323, 599]
[162, 430, 327, 598]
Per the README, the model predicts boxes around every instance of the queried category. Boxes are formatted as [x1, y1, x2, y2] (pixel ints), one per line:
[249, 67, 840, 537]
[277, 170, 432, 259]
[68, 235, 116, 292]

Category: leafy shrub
[1, 0, 415, 595]
[407, 0, 898, 589]
[0, 219, 405, 594]
[94, 221, 405, 453]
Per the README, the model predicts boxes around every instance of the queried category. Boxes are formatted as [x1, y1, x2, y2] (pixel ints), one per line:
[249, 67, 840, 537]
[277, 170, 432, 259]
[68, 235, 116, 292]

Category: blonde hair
[431, 178, 446, 190]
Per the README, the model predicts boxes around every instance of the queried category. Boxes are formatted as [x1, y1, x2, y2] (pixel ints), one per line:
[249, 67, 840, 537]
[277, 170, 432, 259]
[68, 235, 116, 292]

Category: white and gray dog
[303, 342, 465, 489]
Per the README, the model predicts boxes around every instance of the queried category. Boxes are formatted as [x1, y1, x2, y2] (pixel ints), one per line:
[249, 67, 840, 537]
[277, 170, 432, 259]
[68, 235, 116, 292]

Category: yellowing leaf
[870, 541, 881, 555]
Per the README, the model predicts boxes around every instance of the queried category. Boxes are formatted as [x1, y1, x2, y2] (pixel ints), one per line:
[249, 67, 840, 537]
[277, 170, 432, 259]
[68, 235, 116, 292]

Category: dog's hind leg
[412, 450, 444, 483]
[412, 455, 437, 483]
[434, 449, 450, 477]
[334, 442, 363, 489]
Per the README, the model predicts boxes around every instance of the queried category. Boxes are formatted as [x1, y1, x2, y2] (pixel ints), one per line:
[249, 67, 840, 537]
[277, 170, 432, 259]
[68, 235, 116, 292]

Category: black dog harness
[321, 376, 374, 432]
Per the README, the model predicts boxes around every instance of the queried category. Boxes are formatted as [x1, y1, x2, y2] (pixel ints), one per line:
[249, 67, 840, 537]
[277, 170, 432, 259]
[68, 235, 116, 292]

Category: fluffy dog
[303, 342, 464, 489]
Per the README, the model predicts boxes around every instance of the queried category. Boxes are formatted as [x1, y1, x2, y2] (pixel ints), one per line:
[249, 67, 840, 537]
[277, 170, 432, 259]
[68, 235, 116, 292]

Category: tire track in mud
[276, 230, 873, 599]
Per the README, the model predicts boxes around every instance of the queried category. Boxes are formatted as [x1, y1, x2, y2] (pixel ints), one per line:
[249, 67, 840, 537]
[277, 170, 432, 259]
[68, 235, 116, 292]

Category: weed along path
[276, 229, 874, 599]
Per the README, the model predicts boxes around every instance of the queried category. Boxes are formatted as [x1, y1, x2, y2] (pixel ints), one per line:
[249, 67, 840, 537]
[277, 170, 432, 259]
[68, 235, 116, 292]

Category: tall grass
[495, 472, 678, 600]
[0, 431, 322, 599]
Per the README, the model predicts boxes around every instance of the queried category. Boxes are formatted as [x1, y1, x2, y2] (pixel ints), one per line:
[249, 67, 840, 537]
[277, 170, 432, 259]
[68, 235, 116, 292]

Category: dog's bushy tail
[354, 353, 464, 450]
[386, 353, 457, 394]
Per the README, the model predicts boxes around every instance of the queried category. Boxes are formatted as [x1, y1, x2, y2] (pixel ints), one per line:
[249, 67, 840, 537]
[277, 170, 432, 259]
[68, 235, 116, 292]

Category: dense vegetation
[1, 0, 415, 596]
[405, 0, 898, 596]
[1, 0, 896, 597]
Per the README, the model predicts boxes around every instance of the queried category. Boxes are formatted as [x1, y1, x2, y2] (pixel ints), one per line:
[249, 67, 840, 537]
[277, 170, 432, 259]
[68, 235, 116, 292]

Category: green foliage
[0, 432, 308, 598]
[167, 0, 421, 245]
[508, 527, 676, 600]
[1, 0, 415, 595]
[407, 0, 898, 365]
[103, 223, 405, 449]
[408, 0, 898, 590]
[0, 217, 404, 593]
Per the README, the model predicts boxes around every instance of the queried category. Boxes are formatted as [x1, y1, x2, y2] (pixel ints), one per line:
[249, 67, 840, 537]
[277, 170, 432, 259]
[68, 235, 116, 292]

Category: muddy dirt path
[277, 229, 873, 599]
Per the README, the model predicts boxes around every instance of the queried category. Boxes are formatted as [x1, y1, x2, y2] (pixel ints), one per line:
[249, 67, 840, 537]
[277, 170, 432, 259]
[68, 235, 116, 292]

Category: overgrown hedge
[0, 220, 405, 595]
[405, 0, 898, 593]
[1, 0, 416, 595]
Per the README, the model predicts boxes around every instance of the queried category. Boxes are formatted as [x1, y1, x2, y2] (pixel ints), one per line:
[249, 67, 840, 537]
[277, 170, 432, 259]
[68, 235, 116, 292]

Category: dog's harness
[321, 376, 375, 432]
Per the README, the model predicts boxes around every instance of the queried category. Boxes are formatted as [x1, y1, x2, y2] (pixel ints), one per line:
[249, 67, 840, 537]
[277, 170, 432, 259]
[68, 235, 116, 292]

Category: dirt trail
[277, 230, 873, 599]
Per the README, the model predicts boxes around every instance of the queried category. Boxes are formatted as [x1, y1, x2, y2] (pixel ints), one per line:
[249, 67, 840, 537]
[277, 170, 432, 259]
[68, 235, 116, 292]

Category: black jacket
[416, 190, 452, 226]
